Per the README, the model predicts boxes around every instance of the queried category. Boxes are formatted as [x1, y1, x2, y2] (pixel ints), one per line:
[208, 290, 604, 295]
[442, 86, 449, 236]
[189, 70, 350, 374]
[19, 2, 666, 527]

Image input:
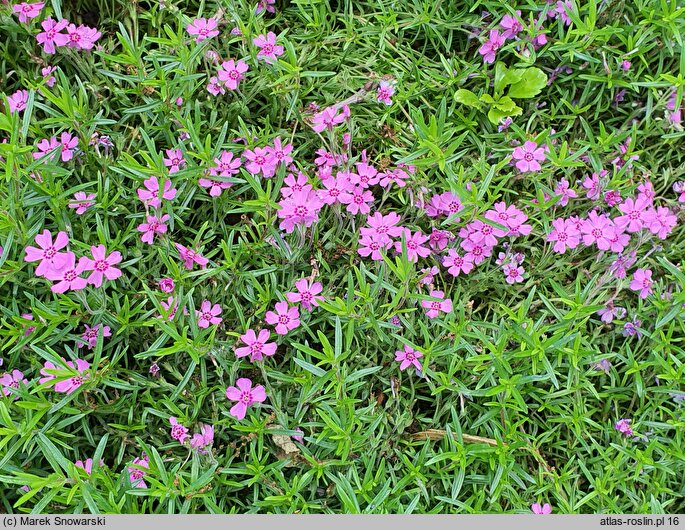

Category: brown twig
[409, 429, 505, 447]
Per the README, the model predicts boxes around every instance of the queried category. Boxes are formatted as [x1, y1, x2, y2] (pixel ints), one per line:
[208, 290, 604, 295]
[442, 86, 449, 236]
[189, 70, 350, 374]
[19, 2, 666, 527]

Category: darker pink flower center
[240, 391, 252, 403]
[95, 260, 109, 272]
[405, 352, 415, 361]
[44, 247, 56, 259]
[255, 156, 265, 165]
[278, 315, 289, 325]
[261, 44, 274, 55]
[591, 228, 602, 238]
[431, 302, 441, 311]
[557, 232, 568, 241]
[202, 311, 212, 321]
[64, 269, 77, 281]
[250, 342, 263, 354]
[524, 152, 534, 161]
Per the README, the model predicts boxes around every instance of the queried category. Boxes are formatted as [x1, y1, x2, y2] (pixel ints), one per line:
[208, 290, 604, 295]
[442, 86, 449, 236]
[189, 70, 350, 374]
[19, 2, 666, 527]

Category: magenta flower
[629, 268, 654, 299]
[647, 206, 677, 239]
[256, 0, 276, 14]
[7, 89, 29, 114]
[464, 219, 499, 248]
[217, 60, 249, 90]
[339, 186, 374, 215]
[207, 76, 225, 96]
[547, 218, 581, 254]
[22, 313, 36, 336]
[175, 243, 209, 270]
[615, 196, 652, 233]
[477, 29, 505, 64]
[235, 329, 277, 362]
[554, 178, 578, 206]
[0, 370, 28, 399]
[265, 301, 300, 335]
[82, 245, 122, 288]
[169, 416, 190, 444]
[36, 17, 69, 54]
[500, 11, 523, 39]
[163, 149, 185, 174]
[137, 177, 177, 208]
[57, 132, 79, 162]
[281, 172, 312, 198]
[128, 456, 149, 489]
[350, 163, 380, 188]
[243, 147, 277, 177]
[186, 17, 219, 43]
[199, 177, 231, 197]
[159, 296, 179, 321]
[137, 214, 169, 244]
[395, 345, 423, 371]
[74, 458, 94, 475]
[394, 228, 431, 263]
[226, 377, 267, 420]
[39, 358, 90, 394]
[582, 171, 605, 200]
[196, 300, 222, 328]
[503, 264, 525, 284]
[158, 278, 175, 293]
[286, 278, 324, 310]
[358, 234, 392, 261]
[210, 150, 242, 176]
[253, 32, 284, 64]
[40, 65, 56, 87]
[277, 190, 323, 233]
[580, 210, 614, 250]
[443, 249, 474, 277]
[190, 424, 214, 453]
[12, 2, 45, 23]
[421, 290, 453, 319]
[419, 266, 440, 286]
[79, 324, 111, 349]
[377, 81, 395, 105]
[24, 229, 70, 277]
[34, 137, 60, 162]
[531, 503, 552, 515]
[311, 106, 348, 133]
[65, 24, 101, 50]
[68, 192, 96, 215]
[360, 212, 404, 243]
[512, 141, 546, 172]
[318, 174, 351, 205]
[292, 428, 304, 443]
[268, 137, 294, 166]
[555, 0, 573, 25]
[614, 418, 633, 436]
[44, 252, 88, 293]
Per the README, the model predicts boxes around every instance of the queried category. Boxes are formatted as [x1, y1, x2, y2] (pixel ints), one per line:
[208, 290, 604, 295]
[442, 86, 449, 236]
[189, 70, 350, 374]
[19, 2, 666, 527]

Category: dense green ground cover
[1, 0, 684, 514]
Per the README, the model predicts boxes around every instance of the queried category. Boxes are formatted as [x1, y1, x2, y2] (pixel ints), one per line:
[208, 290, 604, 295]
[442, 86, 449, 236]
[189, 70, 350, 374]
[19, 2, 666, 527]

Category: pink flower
[394, 228, 431, 263]
[207, 76, 225, 96]
[217, 59, 249, 90]
[7, 90, 29, 114]
[256, 0, 276, 14]
[24, 229, 70, 277]
[0, 370, 28, 398]
[582, 171, 605, 200]
[243, 147, 277, 177]
[128, 456, 149, 488]
[56, 132, 79, 162]
[350, 162, 380, 188]
[196, 300, 222, 328]
[478, 29, 505, 64]
[44, 252, 89, 293]
[531, 503, 552, 514]
[268, 137, 294, 166]
[21, 313, 36, 336]
[379, 166, 412, 188]
[555, 0, 573, 26]
[377, 81, 395, 105]
[512, 140, 546, 172]
[137, 214, 169, 244]
[159, 278, 175, 293]
[34, 137, 60, 162]
[554, 178, 578, 206]
[175, 243, 209, 270]
[311, 106, 348, 133]
[186, 17, 219, 43]
[79, 324, 111, 349]
[339, 186, 374, 215]
[159, 296, 179, 321]
[463, 219, 499, 248]
[137, 177, 177, 208]
[65, 24, 101, 50]
[286, 278, 324, 310]
[460, 238, 492, 265]
[163, 149, 185, 174]
[500, 11, 523, 39]
[395, 345, 423, 371]
[235, 329, 277, 362]
[318, 174, 351, 205]
[253, 32, 284, 64]
[604, 189, 622, 207]
[503, 264, 525, 284]
[580, 210, 614, 250]
[210, 150, 242, 176]
[39, 358, 90, 394]
[169, 416, 190, 444]
[12, 2, 45, 23]
[292, 428, 304, 443]
[637, 181, 655, 203]
[629, 268, 654, 299]
[68, 192, 96, 215]
[442, 249, 474, 276]
[226, 377, 267, 420]
[419, 266, 440, 285]
[360, 212, 403, 243]
[190, 424, 214, 452]
[428, 228, 451, 251]
[358, 234, 392, 261]
[75, 458, 94, 475]
[614, 418, 633, 436]
[547, 218, 581, 254]
[82, 245, 122, 288]
[36, 17, 69, 54]
[281, 172, 312, 198]
[421, 290, 452, 319]
[277, 191, 323, 233]
[647, 206, 677, 239]
[265, 301, 300, 335]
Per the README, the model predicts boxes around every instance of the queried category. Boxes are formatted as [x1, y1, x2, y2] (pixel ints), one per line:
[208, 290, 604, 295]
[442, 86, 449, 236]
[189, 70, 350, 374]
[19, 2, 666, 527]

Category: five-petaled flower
[629, 268, 654, 299]
[226, 378, 267, 420]
[265, 301, 300, 335]
[39, 358, 90, 394]
[512, 141, 546, 172]
[235, 329, 277, 362]
[186, 17, 219, 43]
[421, 290, 453, 319]
[196, 300, 222, 328]
[395, 345, 423, 372]
[82, 245, 122, 288]
[253, 32, 284, 64]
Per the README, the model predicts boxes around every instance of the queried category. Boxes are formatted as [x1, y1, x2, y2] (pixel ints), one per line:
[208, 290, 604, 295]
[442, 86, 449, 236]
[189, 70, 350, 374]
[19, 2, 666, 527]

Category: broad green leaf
[454, 89, 482, 109]
[507, 68, 548, 99]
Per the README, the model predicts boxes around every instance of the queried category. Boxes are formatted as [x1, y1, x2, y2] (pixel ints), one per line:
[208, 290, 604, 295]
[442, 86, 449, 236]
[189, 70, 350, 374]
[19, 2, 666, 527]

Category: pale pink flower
[217, 59, 249, 90]
[265, 301, 300, 335]
[57, 132, 79, 162]
[421, 290, 452, 319]
[68, 192, 96, 215]
[39, 358, 90, 394]
[503, 264, 525, 284]
[169, 416, 190, 443]
[12, 2, 45, 23]
[395, 345, 423, 372]
[137, 177, 177, 208]
[137, 214, 169, 244]
[82, 245, 123, 287]
[554, 178, 578, 206]
[281, 172, 312, 198]
[311, 106, 348, 133]
[24, 229, 70, 277]
[377, 81, 395, 105]
[268, 137, 294, 166]
[65, 24, 101, 50]
[531, 503, 552, 514]
[286, 278, 323, 310]
[0, 370, 28, 398]
[500, 11, 523, 39]
[196, 300, 222, 328]
[255, 0, 276, 14]
[512, 140, 546, 172]
[159, 296, 179, 321]
[235, 329, 277, 362]
[647, 206, 677, 239]
[190, 424, 214, 453]
[186, 17, 219, 43]
[478, 29, 505, 64]
[163, 148, 185, 174]
[277, 190, 323, 232]
[226, 377, 267, 420]
[7, 90, 29, 114]
[629, 268, 654, 299]
[175, 243, 209, 270]
[339, 186, 374, 215]
[207, 76, 225, 96]
[358, 234, 392, 261]
[36, 17, 69, 54]
[253, 32, 284, 64]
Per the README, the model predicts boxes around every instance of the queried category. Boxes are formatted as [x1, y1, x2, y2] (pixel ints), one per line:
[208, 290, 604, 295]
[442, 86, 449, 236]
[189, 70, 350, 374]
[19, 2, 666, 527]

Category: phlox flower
[256, 0, 276, 14]
[175, 243, 209, 270]
[199, 178, 230, 197]
[24, 229, 70, 277]
[128, 456, 149, 488]
[286, 278, 324, 310]
[217, 59, 249, 90]
[158, 278, 174, 293]
[531, 503, 552, 515]
[637, 181, 655, 203]
[360, 212, 403, 243]
[614, 418, 633, 436]
[267, 137, 294, 166]
[137, 177, 177, 208]
[666, 88, 683, 126]
[555, 0, 574, 26]
[7, 90, 29, 114]
[596, 302, 626, 324]
[82, 245, 122, 287]
[350, 162, 380, 188]
[395, 345, 423, 371]
[169, 416, 190, 443]
[137, 214, 169, 244]
[463, 219, 499, 248]
[421, 290, 452, 319]
[554, 178, 578, 206]
[196, 300, 222, 328]
[34, 137, 60, 162]
[647, 206, 677, 239]
[277, 190, 323, 233]
[44, 252, 88, 293]
[615, 196, 652, 233]
[460, 238, 493, 265]
[163, 149, 185, 174]
[265, 301, 300, 335]
[12, 2, 45, 23]
[604, 189, 622, 207]
[428, 228, 451, 252]
[358, 234, 392, 261]
[65, 24, 101, 50]
[377, 80, 395, 105]
[547, 218, 581, 254]
[56, 132, 79, 162]
[253, 32, 284, 64]
[339, 186, 374, 215]
[418, 266, 439, 286]
[478, 29, 505, 64]
[629, 268, 654, 299]
[503, 264, 525, 284]
[235, 329, 276, 362]
[378, 165, 412, 188]
[394, 228, 430, 263]
[0, 370, 28, 399]
[311, 105, 349, 133]
[79, 324, 111, 349]
[190, 424, 214, 453]
[68, 192, 96, 215]
[442, 249, 474, 277]
[317, 173, 352, 205]
[582, 171, 604, 200]
[39, 357, 90, 394]
[36, 17, 69, 54]
[226, 378, 266, 420]
[500, 11, 523, 39]
[580, 210, 614, 250]
[159, 296, 179, 321]
[512, 140, 546, 172]
[210, 150, 242, 176]
[207, 76, 225, 96]
[623, 318, 643, 339]
[243, 147, 277, 177]
[186, 17, 219, 43]
[41, 66, 56, 87]
[281, 172, 312, 198]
